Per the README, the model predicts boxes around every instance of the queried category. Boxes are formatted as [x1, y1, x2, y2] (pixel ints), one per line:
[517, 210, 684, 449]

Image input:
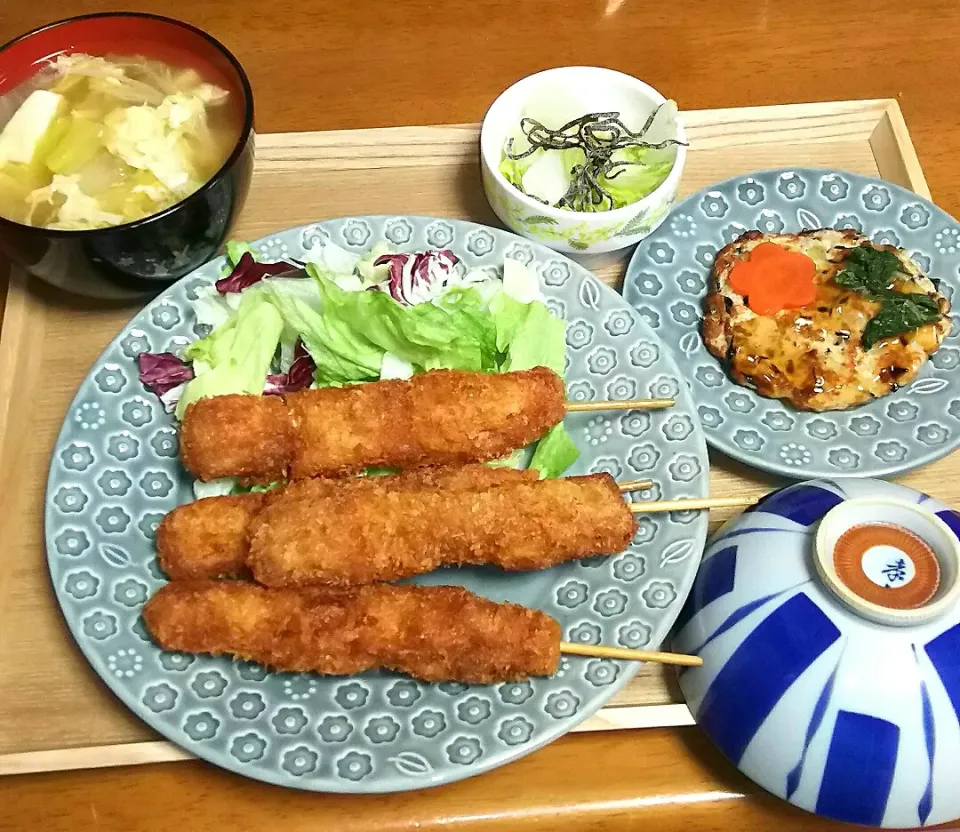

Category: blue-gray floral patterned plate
[623, 168, 960, 480]
[45, 216, 709, 793]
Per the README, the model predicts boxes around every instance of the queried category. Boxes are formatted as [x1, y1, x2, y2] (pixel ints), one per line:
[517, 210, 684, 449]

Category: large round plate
[45, 216, 709, 792]
[623, 169, 960, 479]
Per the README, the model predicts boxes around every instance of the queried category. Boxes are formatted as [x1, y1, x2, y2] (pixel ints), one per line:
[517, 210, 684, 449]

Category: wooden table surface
[3, 1, 960, 830]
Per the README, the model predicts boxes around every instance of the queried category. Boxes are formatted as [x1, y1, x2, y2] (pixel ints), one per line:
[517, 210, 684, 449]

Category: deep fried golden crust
[286, 379, 408, 481]
[248, 473, 636, 587]
[287, 367, 566, 478]
[407, 367, 566, 465]
[179, 368, 565, 482]
[156, 493, 264, 580]
[154, 466, 538, 580]
[143, 581, 561, 683]
[180, 395, 293, 482]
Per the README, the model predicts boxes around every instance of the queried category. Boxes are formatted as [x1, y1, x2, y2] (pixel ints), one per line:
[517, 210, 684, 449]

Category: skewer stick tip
[565, 398, 675, 413]
[559, 641, 702, 667]
[617, 479, 653, 493]
[628, 496, 755, 514]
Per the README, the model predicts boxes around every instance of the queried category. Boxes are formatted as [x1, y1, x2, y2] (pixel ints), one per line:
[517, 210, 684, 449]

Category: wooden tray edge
[0, 705, 696, 775]
[253, 98, 899, 169]
[868, 99, 931, 198]
[0, 268, 41, 552]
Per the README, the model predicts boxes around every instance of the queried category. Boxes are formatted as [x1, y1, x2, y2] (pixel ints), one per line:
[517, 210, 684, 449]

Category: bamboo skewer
[617, 479, 653, 493]
[560, 642, 702, 667]
[566, 398, 674, 412]
[629, 496, 755, 514]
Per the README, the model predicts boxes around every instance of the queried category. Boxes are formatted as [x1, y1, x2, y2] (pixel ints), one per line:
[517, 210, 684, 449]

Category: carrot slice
[728, 242, 817, 315]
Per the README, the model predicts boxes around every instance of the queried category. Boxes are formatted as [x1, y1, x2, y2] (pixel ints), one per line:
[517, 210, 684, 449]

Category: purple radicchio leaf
[137, 352, 194, 398]
[264, 340, 316, 395]
[373, 249, 460, 305]
[214, 252, 300, 294]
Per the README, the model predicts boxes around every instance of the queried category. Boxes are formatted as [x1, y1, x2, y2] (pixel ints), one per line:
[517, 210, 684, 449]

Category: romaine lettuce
[529, 424, 580, 479]
[307, 266, 498, 373]
[491, 293, 565, 375]
[175, 290, 284, 418]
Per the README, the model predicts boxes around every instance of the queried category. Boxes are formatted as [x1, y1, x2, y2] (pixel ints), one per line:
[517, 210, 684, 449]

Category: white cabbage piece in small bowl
[479, 66, 686, 257]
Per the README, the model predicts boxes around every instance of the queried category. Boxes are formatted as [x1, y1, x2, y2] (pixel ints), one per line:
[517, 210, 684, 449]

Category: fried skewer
[157, 465, 539, 581]
[179, 367, 674, 483]
[180, 367, 566, 482]
[246, 473, 636, 587]
[144, 581, 561, 684]
[143, 581, 701, 685]
[157, 470, 652, 582]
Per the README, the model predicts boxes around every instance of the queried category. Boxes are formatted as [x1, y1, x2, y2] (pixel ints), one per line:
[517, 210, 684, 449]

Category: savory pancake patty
[703, 229, 951, 411]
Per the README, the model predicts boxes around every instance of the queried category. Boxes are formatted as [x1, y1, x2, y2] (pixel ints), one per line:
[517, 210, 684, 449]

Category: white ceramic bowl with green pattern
[480, 66, 686, 256]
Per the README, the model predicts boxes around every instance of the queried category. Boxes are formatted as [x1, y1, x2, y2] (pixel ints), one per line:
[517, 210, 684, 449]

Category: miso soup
[0, 52, 241, 230]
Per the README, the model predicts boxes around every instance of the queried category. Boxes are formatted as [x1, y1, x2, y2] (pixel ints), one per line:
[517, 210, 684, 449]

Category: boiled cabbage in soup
[0, 53, 239, 230]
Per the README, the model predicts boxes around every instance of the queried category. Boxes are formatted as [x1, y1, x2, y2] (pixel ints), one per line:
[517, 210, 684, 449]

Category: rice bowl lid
[673, 476, 960, 828]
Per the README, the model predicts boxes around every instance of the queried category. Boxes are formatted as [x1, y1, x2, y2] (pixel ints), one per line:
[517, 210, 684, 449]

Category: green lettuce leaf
[491, 293, 565, 375]
[236, 481, 285, 494]
[499, 151, 532, 189]
[224, 239, 257, 268]
[499, 147, 584, 204]
[355, 241, 394, 285]
[528, 424, 580, 479]
[306, 266, 498, 372]
[489, 288, 573, 477]
[485, 448, 527, 469]
[257, 282, 383, 385]
[176, 290, 284, 418]
[364, 466, 401, 477]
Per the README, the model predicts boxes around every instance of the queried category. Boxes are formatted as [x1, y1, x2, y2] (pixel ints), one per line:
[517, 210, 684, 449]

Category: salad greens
[306, 273, 498, 374]
[258, 283, 384, 386]
[142, 235, 582, 493]
[529, 424, 580, 479]
[491, 293, 565, 375]
[176, 290, 284, 418]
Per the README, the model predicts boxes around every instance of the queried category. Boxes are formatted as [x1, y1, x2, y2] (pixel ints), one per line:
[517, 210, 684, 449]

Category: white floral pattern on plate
[46, 217, 708, 794]
[624, 169, 960, 479]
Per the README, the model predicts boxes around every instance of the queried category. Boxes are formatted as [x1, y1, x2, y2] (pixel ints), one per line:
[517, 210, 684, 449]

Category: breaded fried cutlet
[155, 465, 539, 581]
[178, 367, 566, 482]
[247, 473, 636, 587]
[156, 492, 264, 580]
[179, 393, 293, 483]
[143, 581, 561, 683]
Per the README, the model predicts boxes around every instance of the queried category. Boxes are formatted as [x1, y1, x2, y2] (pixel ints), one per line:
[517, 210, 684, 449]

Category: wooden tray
[0, 98, 942, 775]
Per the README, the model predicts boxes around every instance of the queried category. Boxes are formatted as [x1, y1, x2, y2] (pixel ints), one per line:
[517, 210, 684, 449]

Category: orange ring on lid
[833, 523, 940, 610]
[814, 496, 960, 627]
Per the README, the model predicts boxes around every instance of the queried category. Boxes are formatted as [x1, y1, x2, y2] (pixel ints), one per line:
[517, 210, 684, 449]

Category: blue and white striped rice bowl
[673, 478, 960, 828]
